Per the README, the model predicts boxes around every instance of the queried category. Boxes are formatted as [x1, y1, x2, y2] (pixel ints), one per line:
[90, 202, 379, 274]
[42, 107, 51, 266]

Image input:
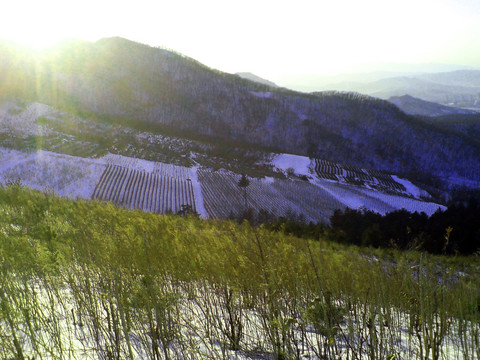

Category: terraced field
[313, 158, 406, 192]
[198, 170, 301, 219]
[92, 164, 196, 214]
[0, 146, 445, 223]
[272, 178, 347, 223]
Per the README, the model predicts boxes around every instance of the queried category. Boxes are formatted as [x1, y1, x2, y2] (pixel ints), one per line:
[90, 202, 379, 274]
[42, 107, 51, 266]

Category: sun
[0, 1, 85, 50]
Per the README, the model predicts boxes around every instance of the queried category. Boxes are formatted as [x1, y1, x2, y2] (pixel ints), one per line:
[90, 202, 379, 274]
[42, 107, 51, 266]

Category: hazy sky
[2, 0, 479, 80]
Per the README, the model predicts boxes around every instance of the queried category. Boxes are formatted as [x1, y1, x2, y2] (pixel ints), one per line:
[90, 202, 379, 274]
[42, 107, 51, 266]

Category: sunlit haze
[2, 0, 480, 84]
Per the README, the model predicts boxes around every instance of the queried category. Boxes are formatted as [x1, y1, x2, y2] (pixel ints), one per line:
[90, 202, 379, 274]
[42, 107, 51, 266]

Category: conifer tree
[238, 174, 250, 211]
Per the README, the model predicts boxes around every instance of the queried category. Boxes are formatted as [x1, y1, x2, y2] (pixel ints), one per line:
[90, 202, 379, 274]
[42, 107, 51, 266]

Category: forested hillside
[1, 37, 480, 188]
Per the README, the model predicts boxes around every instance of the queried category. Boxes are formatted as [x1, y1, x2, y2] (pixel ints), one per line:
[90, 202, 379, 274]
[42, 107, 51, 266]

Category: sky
[1, 0, 479, 83]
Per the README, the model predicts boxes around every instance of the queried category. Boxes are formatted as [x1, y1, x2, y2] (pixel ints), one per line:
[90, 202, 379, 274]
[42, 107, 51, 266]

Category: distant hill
[416, 70, 480, 87]
[276, 63, 475, 92]
[236, 72, 278, 87]
[1, 37, 480, 189]
[317, 70, 480, 110]
[389, 95, 478, 117]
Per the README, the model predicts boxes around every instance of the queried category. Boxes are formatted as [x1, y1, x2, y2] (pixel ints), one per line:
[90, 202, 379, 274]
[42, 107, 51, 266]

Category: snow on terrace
[100, 153, 191, 179]
[0, 149, 206, 216]
[313, 178, 394, 214]
[313, 178, 444, 216]
[359, 186, 446, 215]
[269, 152, 444, 216]
[392, 175, 430, 199]
[0, 147, 446, 220]
[271, 153, 312, 176]
[0, 148, 105, 199]
[0, 147, 34, 173]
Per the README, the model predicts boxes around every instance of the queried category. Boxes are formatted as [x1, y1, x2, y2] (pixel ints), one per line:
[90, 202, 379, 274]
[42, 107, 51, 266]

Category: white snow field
[0, 147, 445, 221]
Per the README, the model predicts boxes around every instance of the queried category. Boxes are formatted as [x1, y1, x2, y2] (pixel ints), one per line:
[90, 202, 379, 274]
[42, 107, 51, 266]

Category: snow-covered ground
[0, 148, 105, 199]
[5, 279, 473, 360]
[269, 152, 445, 212]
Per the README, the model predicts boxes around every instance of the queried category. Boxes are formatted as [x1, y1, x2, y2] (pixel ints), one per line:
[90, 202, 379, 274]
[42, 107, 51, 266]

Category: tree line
[328, 200, 480, 255]
[232, 197, 480, 256]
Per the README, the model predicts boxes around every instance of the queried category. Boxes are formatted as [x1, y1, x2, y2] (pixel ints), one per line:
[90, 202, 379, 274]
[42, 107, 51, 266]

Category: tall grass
[0, 184, 479, 359]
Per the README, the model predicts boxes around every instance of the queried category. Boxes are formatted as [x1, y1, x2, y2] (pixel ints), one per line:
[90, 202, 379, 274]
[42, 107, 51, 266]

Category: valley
[0, 94, 446, 223]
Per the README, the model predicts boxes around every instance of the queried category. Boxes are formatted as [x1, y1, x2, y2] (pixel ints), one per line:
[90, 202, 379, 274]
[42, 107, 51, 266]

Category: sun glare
[8, 34, 61, 50]
[1, 0, 479, 75]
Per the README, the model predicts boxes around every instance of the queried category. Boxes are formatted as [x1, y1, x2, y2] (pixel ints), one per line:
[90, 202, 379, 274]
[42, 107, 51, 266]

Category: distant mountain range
[316, 70, 480, 110]
[389, 95, 478, 117]
[275, 63, 477, 92]
[1, 37, 480, 190]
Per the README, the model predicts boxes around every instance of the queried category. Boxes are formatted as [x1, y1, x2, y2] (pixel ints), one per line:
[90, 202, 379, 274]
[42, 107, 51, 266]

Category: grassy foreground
[0, 184, 479, 359]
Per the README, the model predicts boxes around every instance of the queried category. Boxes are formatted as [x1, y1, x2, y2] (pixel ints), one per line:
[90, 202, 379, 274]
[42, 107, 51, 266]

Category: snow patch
[312, 178, 445, 216]
[358, 186, 446, 216]
[250, 91, 273, 98]
[261, 176, 275, 184]
[189, 166, 208, 218]
[392, 175, 430, 199]
[271, 153, 312, 176]
[313, 179, 377, 211]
